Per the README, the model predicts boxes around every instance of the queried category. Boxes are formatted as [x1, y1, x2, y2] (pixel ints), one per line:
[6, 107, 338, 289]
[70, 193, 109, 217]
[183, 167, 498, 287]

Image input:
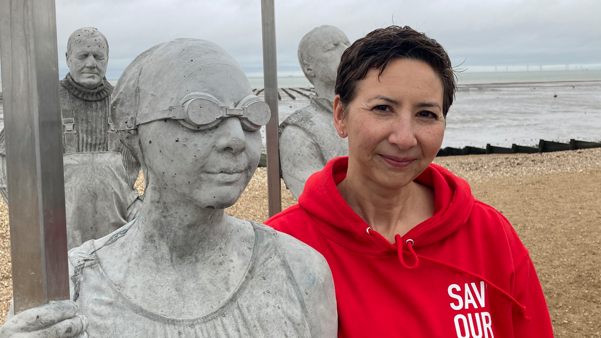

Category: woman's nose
[216, 117, 246, 154]
[388, 114, 418, 151]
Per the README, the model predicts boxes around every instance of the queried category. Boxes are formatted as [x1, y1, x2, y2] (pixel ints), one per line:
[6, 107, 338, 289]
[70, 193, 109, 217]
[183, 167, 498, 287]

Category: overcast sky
[3, 0, 601, 80]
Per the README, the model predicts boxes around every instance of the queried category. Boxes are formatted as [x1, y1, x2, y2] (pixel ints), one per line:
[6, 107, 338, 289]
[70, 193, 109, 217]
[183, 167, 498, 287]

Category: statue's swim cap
[111, 38, 267, 132]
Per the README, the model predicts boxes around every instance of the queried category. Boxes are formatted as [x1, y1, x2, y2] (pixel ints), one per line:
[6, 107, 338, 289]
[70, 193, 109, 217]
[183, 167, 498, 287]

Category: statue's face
[67, 37, 108, 88]
[137, 84, 262, 209]
[308, 27, 350, 85]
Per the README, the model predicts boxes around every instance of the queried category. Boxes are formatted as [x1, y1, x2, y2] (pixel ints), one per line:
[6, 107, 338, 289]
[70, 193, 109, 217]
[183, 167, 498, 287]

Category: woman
[1, 39, 336, 338]
[267, 26, 554, 337]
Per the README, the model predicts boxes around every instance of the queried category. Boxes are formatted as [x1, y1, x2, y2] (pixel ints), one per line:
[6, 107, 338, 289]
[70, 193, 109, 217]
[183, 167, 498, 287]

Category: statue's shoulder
[68, 240, 96, 269]
[263, 223, 337, 333]
[281, 104, 317, 127]
[58, 77, 70, 99]
[68, 220, 135, 268]
[279, 104, 322, 143]
[104, 79, 114, 95]
[255, 222, 332, 283]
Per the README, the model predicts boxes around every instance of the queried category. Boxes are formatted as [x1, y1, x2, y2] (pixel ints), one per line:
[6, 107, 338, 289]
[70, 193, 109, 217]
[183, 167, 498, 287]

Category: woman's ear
[333, 95, 347, 138]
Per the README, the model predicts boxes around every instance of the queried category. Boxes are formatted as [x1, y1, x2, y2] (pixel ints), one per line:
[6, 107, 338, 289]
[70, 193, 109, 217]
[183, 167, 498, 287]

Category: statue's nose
[217, 117, 246, 155]
[85, 54, 97, 68]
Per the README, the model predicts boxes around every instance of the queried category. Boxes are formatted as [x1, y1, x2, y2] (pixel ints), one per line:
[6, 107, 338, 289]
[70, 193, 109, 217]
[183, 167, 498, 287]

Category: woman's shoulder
[470, 199, 514, 231]
[467, 199, 529, 263]
[265, 204, 312, 232]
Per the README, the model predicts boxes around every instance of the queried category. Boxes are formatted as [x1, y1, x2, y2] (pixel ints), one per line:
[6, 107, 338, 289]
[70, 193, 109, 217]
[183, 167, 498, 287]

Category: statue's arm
[276, 232, 337, 337]
[279, 126, 325, 199]
[1, 260, 87, 337]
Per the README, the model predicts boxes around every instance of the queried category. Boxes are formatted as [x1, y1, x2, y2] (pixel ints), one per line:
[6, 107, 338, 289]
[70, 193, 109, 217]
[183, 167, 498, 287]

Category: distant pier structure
[253, 87, 315, 101]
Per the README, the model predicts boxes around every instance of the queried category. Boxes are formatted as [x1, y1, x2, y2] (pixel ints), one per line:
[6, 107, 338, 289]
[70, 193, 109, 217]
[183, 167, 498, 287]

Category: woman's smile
[378, 154, 416, 168]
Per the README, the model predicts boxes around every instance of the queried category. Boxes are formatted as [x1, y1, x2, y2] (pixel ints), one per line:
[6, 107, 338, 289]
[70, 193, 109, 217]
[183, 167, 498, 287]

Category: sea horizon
[2, 69, 601, 92]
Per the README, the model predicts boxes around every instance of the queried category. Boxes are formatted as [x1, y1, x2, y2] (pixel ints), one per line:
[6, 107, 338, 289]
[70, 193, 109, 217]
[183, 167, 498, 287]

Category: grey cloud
[1, 0, 600, 81]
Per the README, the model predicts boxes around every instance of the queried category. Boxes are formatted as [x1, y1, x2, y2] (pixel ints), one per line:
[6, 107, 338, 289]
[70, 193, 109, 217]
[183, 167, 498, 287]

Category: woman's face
[138, 94, 262, 209]
[334, 58, 445, 190]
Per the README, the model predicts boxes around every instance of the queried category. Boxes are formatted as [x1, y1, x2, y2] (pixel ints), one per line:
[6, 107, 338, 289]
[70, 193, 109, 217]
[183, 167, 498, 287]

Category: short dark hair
[335, 26, 455, 116]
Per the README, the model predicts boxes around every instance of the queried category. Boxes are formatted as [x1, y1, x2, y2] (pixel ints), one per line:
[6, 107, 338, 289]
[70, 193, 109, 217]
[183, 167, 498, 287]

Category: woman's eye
[373, 105, 391, 112]
[417, 111, 438, 119]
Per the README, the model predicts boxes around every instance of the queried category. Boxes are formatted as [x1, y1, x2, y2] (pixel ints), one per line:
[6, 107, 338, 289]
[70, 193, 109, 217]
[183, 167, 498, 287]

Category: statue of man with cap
[279, 25, 351, 198]
[0, 27, 141, 249]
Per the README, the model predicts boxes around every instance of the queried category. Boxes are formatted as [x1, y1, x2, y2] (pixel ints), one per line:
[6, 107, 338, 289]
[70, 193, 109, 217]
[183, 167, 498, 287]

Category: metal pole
[0, 0, 70, 313]
[260, 0, 281, 217]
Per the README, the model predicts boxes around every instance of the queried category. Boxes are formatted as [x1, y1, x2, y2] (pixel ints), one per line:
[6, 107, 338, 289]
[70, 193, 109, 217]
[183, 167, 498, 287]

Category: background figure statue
[0, 27, 141, 249]
[279, 25, 351, 198]
[0, 38, 337, 338]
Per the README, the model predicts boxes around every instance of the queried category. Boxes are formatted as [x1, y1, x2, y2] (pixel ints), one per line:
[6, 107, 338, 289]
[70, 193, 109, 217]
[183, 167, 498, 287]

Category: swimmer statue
[279, 25, 351, 198]
[0, 38, 337, 338]
[0, 27, 141, 249]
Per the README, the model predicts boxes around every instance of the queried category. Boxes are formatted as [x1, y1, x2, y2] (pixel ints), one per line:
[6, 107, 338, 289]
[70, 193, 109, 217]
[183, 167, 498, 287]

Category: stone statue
[279, 25, 351, 198]
[0, 38, 337, 338]
[0, 27, 141, 249]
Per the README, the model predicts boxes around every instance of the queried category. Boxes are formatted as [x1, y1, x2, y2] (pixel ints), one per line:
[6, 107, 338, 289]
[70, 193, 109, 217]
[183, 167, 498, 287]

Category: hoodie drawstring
[394, 235, 531, 322]
[395, 234, 419, 269]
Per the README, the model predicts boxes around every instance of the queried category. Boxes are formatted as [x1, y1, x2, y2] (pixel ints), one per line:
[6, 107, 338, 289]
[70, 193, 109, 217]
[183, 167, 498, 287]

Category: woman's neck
[338, 162, 434, 243]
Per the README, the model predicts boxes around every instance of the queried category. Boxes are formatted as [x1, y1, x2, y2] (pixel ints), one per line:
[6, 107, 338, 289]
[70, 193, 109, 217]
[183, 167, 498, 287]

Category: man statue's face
[309, 27, 350, 85]
[67, 37, 108, 89]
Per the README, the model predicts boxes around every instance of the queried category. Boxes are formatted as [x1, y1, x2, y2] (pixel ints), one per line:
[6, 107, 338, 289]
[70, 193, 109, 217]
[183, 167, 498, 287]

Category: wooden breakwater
[257, 139, 601, 167]
[437, 139, 601, 157]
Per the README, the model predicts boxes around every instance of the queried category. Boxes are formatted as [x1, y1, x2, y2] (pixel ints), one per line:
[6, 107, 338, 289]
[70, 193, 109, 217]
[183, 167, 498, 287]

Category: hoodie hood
[299, 156, 475, 253]
[297, 156, 533, 321]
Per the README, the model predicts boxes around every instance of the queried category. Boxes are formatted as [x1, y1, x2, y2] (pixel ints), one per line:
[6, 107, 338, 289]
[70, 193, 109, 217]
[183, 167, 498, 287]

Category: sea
[250, 70, 601, 149]
[247, 70, 601, 88]
[2, 70, 600, 149]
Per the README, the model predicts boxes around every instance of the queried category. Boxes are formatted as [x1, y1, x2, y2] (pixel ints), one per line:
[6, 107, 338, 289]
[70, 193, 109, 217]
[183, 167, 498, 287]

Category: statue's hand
[0, 300, 88, 338]
[126, 197, 143, 222]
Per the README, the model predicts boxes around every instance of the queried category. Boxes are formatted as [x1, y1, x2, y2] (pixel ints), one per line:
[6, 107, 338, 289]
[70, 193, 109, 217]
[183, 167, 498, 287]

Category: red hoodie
[266, 157, 553, 338]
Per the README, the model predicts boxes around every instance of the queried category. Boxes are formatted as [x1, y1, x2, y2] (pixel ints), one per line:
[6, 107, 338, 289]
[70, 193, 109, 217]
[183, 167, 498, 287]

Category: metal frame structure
[0, 0, 70, 313]
[261, 0, 282, 217]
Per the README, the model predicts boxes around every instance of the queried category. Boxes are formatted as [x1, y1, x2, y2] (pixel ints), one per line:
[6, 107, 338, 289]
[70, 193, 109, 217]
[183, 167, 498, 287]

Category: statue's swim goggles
[134, 92, 271, 132]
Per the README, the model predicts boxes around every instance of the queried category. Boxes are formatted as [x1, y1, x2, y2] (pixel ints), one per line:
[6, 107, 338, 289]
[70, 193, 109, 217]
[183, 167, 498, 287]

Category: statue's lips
[206, 171, 246, 183]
